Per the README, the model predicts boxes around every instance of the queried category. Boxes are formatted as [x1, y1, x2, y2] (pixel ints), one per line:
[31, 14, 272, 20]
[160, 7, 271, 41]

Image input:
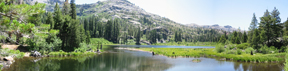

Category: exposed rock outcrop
[30, 50, 42, 57]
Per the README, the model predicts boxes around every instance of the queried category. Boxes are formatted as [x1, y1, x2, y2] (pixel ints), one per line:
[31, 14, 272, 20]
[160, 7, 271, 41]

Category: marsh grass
[285, 49, 288, 71]
[138, 48, 284, 63]
[153, 42, 218, 46]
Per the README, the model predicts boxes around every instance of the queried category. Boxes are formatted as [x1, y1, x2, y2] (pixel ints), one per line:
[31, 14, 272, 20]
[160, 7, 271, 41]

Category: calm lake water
[3, 45, 284, 71]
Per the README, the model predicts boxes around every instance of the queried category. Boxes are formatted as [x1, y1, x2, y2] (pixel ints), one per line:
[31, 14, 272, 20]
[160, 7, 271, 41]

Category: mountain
[186, 24, 237, 32]
[24, 0, 239, 41]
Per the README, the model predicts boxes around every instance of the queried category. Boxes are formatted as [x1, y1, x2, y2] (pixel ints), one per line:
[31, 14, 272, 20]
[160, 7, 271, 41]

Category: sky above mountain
[75, 0, 288, 30]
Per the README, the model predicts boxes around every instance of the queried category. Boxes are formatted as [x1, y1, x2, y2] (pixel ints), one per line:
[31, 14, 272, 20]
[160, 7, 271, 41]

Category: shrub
[236, 43, 249, 49]
[236, 49, 242, 55]
[226, 50, 236, 54]
[245, 47, 254, 54]
[215, 44, 225, 53]
[260, 45, 270, 54]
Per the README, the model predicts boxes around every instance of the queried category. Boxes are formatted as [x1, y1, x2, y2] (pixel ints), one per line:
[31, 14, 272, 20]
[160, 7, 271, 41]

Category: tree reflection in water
[3, 52, 172, 71]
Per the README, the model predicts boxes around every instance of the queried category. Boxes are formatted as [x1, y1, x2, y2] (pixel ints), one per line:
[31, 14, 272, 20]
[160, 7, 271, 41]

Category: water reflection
[3, 50, 172, 71]
[3, 45, 284, 71]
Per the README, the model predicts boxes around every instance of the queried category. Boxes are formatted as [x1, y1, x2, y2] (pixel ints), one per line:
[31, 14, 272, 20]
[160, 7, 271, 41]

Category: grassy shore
[153, 42, 218, 46]
[137, 48, 285, 63]
[285, 50, 288, 71]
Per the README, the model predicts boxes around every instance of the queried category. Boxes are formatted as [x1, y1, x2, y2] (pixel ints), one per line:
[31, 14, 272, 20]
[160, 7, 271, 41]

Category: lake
[2, 45, 284, 71]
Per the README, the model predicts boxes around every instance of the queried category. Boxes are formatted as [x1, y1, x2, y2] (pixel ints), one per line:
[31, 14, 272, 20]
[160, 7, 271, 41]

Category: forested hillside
[25, 0, 236, 45]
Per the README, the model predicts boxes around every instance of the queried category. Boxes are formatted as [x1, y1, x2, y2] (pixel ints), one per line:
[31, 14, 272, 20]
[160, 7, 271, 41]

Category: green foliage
[251, 29, 260, 49]
[218, 35, 226, 44]
[46, 12, 54, 29]
[236, 43, 249, 49]
[0, 48, 24, 58]
[215, 44, 225, 53]
[242, 31, 248, 43]
[259, 45, 270, 54]
[135, 26, 141, 45]
[236, 49, 242, 55]
[86, 31, 91, 44]
[245, 47, 255, 54]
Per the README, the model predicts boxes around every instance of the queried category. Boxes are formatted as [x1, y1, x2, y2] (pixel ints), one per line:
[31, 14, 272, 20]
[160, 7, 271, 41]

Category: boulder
[30, 50, 41, 57]
[3, 56, 13, 61]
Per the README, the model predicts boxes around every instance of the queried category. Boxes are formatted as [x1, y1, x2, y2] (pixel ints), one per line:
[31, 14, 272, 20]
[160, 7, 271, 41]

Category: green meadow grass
[138, 48, 284, 63]
[153, 42, 219, 46]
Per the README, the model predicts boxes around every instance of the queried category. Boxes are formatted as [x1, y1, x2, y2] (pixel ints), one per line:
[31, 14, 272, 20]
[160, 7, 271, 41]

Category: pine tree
[178, 32, 182, 42]
[271, 7, 283, 41]
[86, 31, 91, 44]
[251, 29, 260, 49]
[84, 19, 89, 31]
[218, 35, 226, 44]
[248, 13, 258, 43]
[231, 31, 238, 44]
[70, 0, 76, 19]
[235, 36, 240, 44]
[136, 26, 141, 45]
[97, 22, 103, 37]
[174, 31, 178, 42]
[242, 31, 248, 43]
[53, 3, 64, 29]
[62, 0, 70, 15]
[67, 19, 81, 51]
[284, 18, 288, 36]
[79, 24, 86, 43]
[259, 13, 274, 46]
[46, 12, 54, 29]
[104, 20, 113, 41]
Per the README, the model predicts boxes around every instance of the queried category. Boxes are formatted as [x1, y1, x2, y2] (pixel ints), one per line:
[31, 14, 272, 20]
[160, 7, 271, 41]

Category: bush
[236, 43, 249, 49]
[226, 50, 236, 54]
[215, 44, 225, 53]
[245, 47, 254, 54]
[0, 48, 24, 58]
[236, 49, 242, 55]
[260, 45, 270, 54]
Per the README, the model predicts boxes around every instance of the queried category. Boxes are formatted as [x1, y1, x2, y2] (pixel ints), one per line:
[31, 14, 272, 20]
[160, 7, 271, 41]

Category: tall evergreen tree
[104, 20, 113, 41]
[62, 0, 70, 15]
[219, 35, 226, 44]
[259, 13, 275, 46]
[271, 7, 283, 42]
[53, 3, 64, 29]
[136, 26, 141, 45]
[46, 12, 54, 29]
[70, 0, 76, 19]
[174, 31, 178, 42]
[67, 19, 81, 51]
[248, 13, 258, 43]
[79, 24, 86, 42]
[251, 29, 260, 49]
[86, 31, 91, 44]
[284, 18, 288, 36]
[83, 19, 89, 31]
[242, 31, 248, 43]
[178, 32, 182, 42]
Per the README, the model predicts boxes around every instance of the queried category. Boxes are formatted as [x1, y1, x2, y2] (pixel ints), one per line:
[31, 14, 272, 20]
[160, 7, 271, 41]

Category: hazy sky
[75, 0, 288, 30]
